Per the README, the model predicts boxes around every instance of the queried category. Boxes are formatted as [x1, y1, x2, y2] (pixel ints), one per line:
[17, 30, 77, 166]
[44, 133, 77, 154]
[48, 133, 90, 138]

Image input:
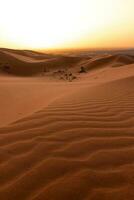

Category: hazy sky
[0, 0, 134, 49]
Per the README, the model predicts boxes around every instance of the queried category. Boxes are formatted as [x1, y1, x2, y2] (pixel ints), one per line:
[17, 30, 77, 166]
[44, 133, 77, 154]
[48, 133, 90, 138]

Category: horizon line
[1, 46, 134, 52]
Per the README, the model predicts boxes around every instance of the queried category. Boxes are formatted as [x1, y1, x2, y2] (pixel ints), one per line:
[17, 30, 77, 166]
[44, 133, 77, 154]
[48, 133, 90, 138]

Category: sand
[0, 48, 134, 200]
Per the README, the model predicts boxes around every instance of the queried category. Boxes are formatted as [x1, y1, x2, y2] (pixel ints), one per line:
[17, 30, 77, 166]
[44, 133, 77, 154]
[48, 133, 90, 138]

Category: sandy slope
[0, 49, 134, 200]
[0, 77, 79, 127]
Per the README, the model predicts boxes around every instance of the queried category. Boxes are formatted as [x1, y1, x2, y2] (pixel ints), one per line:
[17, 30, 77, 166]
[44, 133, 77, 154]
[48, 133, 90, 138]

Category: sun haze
[0, 0, 134, 49]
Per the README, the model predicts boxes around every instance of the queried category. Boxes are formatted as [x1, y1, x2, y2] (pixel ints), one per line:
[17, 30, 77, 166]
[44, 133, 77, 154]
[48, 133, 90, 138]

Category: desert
[0, 48, 134, 199]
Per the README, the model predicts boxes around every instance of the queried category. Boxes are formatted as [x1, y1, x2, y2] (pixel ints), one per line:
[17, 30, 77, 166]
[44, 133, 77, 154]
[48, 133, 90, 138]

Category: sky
[0, 0, 134, 50]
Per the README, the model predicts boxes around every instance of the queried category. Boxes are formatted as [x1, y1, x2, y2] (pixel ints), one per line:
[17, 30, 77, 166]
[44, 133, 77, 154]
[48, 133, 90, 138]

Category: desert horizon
[0, 0, 134, 200]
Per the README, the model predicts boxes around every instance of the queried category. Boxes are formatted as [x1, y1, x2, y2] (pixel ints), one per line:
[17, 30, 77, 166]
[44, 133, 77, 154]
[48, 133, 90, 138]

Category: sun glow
[0, 0, 134, 49]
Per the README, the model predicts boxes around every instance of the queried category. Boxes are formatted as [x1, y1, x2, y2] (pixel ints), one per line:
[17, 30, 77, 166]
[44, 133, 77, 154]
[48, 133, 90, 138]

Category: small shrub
[79, 66, 86, 73]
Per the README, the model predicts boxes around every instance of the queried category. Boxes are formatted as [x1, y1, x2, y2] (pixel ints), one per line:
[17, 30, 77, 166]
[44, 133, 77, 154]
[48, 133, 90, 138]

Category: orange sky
[0, 0, 134, 49]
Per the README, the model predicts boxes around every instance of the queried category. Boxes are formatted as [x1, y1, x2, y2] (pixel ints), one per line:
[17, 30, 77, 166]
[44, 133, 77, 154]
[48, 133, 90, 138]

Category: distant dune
[1, 48, 134, 77]
[0, 48, 134, 200]
[0, 48, 83, 76]
[80, 54, 134, 71]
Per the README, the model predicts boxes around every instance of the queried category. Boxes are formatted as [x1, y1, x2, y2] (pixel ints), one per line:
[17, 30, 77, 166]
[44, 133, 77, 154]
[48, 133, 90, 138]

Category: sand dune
[1, 48, 134, 77]
[81, 54, 134, 71]
[0, 48, 134, 200]
[0, 48, 83, 76]
[0, 78, 79, 127]
[0, 49, 44, 76]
